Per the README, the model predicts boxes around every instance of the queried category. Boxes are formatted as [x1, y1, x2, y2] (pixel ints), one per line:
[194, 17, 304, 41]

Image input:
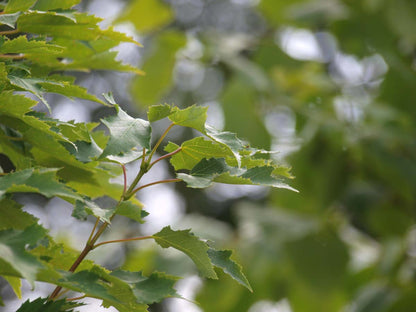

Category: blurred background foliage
[2, 0, 416, 311]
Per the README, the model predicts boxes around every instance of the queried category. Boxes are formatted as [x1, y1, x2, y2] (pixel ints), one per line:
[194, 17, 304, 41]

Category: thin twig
[0, 54, 25, 60]
[87, 218, 100, 245]
[130, 178, 181, 196]
[66, 295, 86, 301]
[121, 164, 127, 196]
[148, 147, 182, 170]
[93, 235, 153, 249]
[0, 29, 20, 35]
[147, 123, 175, 162]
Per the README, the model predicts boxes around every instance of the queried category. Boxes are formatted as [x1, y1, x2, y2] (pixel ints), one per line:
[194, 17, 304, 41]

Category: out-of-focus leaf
[131, 31, 186, 107]
[0, 12, 20, 28]
[4, 0, 37, 13]
[3, 276, 22, 299]
[152, 226, 217, 279]
[33, 0, 81, 11]
[221, 78, 271, 150]
[116, 0, 173, 34]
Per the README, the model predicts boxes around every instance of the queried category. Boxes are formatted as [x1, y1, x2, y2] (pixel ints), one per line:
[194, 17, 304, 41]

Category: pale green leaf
[147, 104, 174, 122]
[168, 105, 208, 133]
[17, 11, 102, 41]
[0, 168, 83, 201]
[0, 36, 63, 55]
[0, 224, 47, 286]
[116, 0, 173, 33]
[152, 226, 217, 279]
[33, 0, 81, 10]
[100, 105, 151, 158]
[7, 75, 64, 112]
[116, 201, 147, 223]
[165, 137, 236, 171]
[4, 0, 37, 13]
[110, 270, 180, 304]
[0, 12, 20, 28]
[207, 248, 252, 292]
[3, 276, 22, 299]
[131, 31, 186, 106]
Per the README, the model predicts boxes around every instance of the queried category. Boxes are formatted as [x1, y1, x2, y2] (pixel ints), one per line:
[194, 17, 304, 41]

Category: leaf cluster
[0, 1, 295, 310]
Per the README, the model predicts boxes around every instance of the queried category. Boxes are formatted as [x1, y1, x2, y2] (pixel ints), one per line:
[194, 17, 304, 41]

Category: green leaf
[204, 125, 247, 166]
[7, 75, 64, 112]
[0, 168, 82, 201]
[57, 270, 120, 303]
[33, 0, 81, 11]
[17, 11, 101, 41]
[0, 36, 63, 55]
[165, 137, 236, 171]
[177, 158, 297, 191]
[116, 0, 173, 34]
[16, 297, 84, 312]
[207, 248, 252, 292]
[131, 31, 186, 106]
[110, 270, 180, 304]
[147, 104, 174, 122]
[152, 226, 217, 279]
[3, 276, 22, 299]
[41, 75, 105, 105]
[72, 199, 115, 223]
[168, 105, 208, 133]
[100, 104, 151, 158]
[0, 12, 20, 28]
[4, 0, 37, 13]
[0, 224, 47, 286]
[116, 201, 147, 223]
[0, 198, 38, 230]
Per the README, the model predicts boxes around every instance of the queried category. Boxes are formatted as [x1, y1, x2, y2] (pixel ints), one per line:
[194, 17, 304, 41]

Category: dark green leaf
[207, 248, 252, 292]
[111, 270, 180, 304]
[152, 226, 217, 279]
[17, 297, 84, 312]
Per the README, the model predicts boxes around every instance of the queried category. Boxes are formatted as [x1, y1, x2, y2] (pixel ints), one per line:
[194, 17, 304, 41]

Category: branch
[0, 54, 25, 60]
[0, 29, 20, 35]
